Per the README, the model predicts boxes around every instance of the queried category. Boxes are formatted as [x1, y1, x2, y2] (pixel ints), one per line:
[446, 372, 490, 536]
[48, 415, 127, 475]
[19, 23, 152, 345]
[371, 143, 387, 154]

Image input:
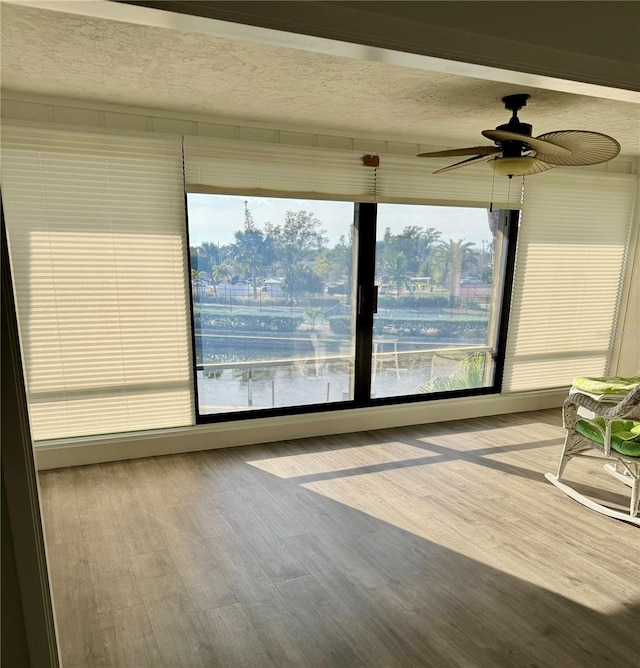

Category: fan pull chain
[373, 166, 378, 202]
[489, 165, 496, 212]
[181, 136, 186, 191]
[507, 176, 512, 210]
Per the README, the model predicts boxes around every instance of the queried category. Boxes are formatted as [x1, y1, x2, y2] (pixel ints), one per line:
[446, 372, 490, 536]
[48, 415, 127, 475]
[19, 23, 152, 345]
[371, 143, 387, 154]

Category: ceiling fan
[417, 94, 621, 177]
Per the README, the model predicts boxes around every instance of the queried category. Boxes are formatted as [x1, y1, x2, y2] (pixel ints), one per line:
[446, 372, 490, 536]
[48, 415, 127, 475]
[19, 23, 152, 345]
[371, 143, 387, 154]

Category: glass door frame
[187, 198, 519, 424]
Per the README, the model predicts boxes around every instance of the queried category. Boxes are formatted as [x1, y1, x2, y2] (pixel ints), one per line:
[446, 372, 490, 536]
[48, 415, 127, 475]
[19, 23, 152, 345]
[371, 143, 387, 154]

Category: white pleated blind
[1, 126, 194, 441]
[377, 155, 516, 209]
[503, 169, 636, 392]
[184, 136, 376, 201]
[184, 136, 518, 208]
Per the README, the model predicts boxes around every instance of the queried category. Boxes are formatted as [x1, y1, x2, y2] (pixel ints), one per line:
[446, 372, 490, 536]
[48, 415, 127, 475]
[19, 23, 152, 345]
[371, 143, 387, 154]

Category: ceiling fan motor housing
[497, 120, 532, 136]
[497, 134, 531, 157]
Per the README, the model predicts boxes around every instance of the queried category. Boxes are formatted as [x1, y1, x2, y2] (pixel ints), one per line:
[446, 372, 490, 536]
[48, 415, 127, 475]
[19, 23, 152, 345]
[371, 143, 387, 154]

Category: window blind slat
[503, 170, 636, 392]
[1, 126, 194, 441]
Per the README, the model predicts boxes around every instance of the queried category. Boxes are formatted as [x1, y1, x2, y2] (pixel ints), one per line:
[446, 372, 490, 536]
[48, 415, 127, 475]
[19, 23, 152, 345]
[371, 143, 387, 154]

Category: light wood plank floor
[39, 409, 639, 668]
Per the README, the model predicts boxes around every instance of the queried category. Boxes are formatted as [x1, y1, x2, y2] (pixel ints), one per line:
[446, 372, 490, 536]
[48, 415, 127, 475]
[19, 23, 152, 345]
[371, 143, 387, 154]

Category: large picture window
[187, 194, 517, 420]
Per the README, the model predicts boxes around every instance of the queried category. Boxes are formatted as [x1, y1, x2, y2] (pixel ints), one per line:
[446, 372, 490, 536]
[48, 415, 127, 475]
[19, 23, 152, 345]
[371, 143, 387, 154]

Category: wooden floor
[39, 409, 639, 668]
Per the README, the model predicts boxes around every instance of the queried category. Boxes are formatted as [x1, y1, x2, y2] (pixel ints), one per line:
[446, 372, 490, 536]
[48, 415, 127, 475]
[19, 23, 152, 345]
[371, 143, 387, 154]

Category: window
[187, 194, 517, 420]
[188, 194, 357, 414]
[372, 203, 511, 399]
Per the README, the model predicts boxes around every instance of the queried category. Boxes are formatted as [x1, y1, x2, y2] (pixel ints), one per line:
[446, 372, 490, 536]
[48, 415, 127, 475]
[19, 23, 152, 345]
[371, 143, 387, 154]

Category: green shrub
[200, 313, 303, 332]
[373, 317, 487, 339]
[378, 294, 450, 309]
[328, 316, 351, 335]
[198, 293, 291, 307]
[328, 316, 487, 339]
[414, 353, 486, 393]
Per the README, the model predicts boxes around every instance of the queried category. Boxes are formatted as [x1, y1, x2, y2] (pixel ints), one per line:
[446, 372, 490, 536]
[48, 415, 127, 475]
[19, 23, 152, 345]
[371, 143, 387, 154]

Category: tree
[198, 242, 221, 277]
[383, 252, 409, 297]
[304, 306, 323, 329]
[190, 269, 207, 296]
[189, 246, 200, 274]
[326, 232, 354, 302]
[377, 226, 441, 281]
[210, 263, 232, 296]
[313, 255, 337, 285]
[231, 202, 271, 298]
[281, 262, 323, 301]
[434, 239, 475, 300]
[396, 225, 441, 274]
[267, 210, 326, 302]
[267, 210, 326, 262]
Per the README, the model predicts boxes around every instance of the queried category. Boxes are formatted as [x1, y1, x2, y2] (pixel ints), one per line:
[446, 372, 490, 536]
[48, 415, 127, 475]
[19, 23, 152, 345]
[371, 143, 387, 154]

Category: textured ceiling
[2, 3, 639, 155]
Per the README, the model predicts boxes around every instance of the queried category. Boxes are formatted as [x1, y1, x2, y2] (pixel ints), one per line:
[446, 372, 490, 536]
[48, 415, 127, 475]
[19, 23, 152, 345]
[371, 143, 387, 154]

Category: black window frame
[185, 198, 519, 425]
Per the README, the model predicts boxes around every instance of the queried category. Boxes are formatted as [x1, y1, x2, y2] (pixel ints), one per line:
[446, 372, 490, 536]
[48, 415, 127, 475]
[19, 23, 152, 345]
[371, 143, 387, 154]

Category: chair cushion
[575, 417, 640, 457]
[572, 376, 640, 395]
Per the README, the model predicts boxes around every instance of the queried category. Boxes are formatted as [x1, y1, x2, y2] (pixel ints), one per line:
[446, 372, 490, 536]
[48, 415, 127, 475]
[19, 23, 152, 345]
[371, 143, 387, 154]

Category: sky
[187, 194, 493, 249]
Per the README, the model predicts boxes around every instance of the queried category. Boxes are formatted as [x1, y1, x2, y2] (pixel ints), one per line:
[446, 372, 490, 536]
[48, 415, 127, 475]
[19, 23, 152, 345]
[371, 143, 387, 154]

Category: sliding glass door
[371, 204, 510, 399]
[188, 194, 356, 415]
[187, 194, 516, 421]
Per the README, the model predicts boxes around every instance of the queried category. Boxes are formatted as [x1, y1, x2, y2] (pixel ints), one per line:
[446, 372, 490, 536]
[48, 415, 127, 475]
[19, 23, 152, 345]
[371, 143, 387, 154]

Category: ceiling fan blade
[418, 146, 500, 158]
[482, 129, 571, 155]
[433, 154, 495, 174]
[519, 159, 556, 176]
[532, 130, 621, 166]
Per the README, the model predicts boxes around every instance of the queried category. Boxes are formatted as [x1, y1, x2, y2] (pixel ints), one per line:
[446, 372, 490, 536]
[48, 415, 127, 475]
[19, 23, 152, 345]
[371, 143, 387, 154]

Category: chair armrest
[563, 387, 640, 429]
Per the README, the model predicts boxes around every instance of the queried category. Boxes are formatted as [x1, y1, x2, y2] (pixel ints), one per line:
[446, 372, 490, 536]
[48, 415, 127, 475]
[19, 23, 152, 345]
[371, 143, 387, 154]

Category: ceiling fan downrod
[498, 94, 533, 154]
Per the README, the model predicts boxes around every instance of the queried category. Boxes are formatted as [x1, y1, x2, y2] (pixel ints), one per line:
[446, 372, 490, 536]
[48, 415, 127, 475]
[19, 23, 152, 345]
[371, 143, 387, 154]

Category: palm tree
[198, 242, 220, 278]
[434, 239, 475, 300]
[210, 263, 232, 296]
[384, 252, 409, 297]
[190, 269, 207, 297]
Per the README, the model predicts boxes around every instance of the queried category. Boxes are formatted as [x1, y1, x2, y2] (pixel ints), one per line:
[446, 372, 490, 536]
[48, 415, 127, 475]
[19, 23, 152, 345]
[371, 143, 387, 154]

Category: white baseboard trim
[34, 389, 566, 470]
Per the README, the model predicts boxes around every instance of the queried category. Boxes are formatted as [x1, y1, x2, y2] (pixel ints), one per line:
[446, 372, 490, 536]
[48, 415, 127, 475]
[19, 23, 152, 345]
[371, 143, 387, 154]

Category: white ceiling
[2, 2, 639, 156]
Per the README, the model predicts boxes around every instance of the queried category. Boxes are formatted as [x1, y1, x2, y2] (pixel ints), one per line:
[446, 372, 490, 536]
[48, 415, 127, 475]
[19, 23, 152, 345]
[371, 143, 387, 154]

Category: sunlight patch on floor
[409, 421, 563, 451]
[246, 441, 438, 478]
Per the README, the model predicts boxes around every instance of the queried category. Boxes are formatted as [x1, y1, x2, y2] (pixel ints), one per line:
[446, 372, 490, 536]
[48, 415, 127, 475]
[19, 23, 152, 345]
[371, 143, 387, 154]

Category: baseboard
[34, 389, 566, 470]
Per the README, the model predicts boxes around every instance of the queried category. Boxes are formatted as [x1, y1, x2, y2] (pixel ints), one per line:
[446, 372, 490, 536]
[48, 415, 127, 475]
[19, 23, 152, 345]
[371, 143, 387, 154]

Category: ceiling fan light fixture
[490, 156, 537, 177]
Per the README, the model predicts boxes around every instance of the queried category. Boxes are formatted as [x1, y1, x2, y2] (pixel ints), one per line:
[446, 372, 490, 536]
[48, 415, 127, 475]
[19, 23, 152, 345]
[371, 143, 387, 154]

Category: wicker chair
[545, 385, 640, 525]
